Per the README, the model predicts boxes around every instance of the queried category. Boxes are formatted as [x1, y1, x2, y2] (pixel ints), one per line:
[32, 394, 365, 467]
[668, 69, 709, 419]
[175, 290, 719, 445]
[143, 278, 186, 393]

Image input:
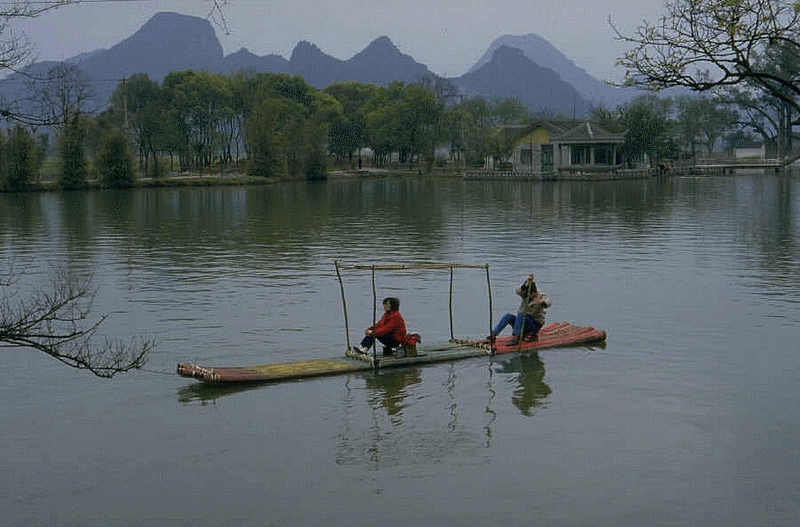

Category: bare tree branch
[0, 266, 153, 378]
[611, 0, 800, 116]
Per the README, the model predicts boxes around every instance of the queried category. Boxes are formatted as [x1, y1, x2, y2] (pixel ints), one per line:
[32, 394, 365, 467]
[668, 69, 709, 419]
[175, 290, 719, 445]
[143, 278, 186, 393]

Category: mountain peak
[346, 36, 434, 85]
[489, 45, 527, 63]
[132, 12, 219, 48]
[113, 11, 223, 64]
[456, 43, 590, 117]
[365, 36, 397, 50]
[351, 36, 404, 62]
[290, 41, 334, 63]
[470, 33, 631, 105]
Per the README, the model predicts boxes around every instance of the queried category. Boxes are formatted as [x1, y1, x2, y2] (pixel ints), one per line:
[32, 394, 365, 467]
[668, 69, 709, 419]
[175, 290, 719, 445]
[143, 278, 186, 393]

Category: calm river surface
[2, 172, 799, 527]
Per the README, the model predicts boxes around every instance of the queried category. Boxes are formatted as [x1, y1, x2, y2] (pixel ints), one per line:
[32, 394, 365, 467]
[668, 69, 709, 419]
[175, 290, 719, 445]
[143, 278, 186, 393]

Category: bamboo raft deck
[177, 321, 607, 384]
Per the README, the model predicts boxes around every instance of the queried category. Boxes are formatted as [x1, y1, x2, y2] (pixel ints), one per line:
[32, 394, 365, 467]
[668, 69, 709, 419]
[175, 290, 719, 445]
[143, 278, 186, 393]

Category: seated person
[489, 274, 552, 345]
[352, 297, 408, 356]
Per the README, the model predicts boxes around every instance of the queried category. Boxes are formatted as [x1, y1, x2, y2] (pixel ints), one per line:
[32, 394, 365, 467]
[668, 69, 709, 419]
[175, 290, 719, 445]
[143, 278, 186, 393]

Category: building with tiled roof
[504, 120, 626, 173]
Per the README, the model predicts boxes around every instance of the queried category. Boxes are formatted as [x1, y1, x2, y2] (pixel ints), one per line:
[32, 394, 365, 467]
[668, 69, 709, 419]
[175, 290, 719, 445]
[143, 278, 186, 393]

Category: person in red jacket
[353, 297, 407, 356]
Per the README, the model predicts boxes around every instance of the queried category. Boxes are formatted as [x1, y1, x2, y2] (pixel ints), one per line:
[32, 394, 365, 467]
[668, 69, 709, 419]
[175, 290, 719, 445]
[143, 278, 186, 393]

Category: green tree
[161, 70, 231, 171]
[254, 74, 319, 177]
[460, 97, 493, 166]
[365, 103, 399, 166]
[245, 97, 301, 178]
[96, 131, 136, 188]
[403, 84, 442, 170]
[441, 105, 469, 163]
[107, 74, 165, 177]
[490, 97, 530, 125]
[172, 70, 232, 169]
[327, 115, 360, 162]
[3, 126, 36, 191]
[675, 95, 737, 157]
[225, 73, 252, 163]
[34, 132, 49, 182]
[619, 95, 674, 164]
[325, 81, 377, 162]
[303, 91, 341, 180]
[365, 82, 441, 170]
[58, 116, 87, 190]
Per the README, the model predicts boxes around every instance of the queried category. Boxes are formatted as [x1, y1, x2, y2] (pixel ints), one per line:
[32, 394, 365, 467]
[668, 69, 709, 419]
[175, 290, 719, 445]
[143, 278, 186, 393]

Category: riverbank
[7, 161, 795, 193]
[3, 166, 465, 193]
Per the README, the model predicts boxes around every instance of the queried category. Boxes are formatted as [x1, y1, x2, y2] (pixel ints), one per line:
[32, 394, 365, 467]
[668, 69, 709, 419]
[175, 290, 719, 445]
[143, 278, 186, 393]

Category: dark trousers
[360, 334, 401, 355]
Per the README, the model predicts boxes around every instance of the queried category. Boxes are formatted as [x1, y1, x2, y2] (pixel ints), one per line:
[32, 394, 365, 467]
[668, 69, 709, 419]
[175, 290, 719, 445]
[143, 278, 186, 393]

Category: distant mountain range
[1, 11, 639, 118]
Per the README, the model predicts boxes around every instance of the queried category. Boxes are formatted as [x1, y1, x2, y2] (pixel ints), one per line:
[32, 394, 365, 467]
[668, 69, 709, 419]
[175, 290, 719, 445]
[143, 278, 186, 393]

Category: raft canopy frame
[334, 262, 493, 354]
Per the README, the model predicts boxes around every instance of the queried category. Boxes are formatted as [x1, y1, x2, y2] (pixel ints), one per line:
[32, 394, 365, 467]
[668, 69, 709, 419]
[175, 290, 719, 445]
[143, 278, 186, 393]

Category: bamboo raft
[177, 321, 606, 383]
[177, 263, 607, 384]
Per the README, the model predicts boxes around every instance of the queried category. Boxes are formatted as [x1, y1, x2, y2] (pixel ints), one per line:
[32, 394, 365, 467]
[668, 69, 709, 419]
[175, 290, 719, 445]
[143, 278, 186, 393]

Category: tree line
[0, 68, 541, 190]
[103, 71, 545, 177]
[1, 66, 795, 192]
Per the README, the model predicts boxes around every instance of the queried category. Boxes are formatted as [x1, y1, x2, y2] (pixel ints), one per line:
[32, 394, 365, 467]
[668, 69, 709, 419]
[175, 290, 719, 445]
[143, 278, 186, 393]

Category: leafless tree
[27, 62, 96, 127]
[0, 265, 154, 378]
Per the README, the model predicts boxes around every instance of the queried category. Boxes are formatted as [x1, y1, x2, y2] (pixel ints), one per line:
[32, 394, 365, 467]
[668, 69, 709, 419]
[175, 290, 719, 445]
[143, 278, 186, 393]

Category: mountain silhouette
[85, 11, 223, 81]
[2, 12, 619, 118]
[454, 46, 589, 117]
[471, 34, 636, 106]
[287, 41, 345, 87]
[221, 47, 289, 75]
[342, 36, 435, 85]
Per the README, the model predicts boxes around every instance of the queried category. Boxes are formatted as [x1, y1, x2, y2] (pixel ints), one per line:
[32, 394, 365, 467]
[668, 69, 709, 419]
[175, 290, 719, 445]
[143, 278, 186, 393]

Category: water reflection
[493, 352, 552, 416]
[4, 172, 800, 525]
[335, 366, 487, 469]
[176, 379, 275, 404]
[362, 368, 422, 420]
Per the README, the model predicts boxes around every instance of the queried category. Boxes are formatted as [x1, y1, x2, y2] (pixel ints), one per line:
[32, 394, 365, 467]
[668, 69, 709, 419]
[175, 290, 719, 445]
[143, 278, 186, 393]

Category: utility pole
[122, 77, 128, 131]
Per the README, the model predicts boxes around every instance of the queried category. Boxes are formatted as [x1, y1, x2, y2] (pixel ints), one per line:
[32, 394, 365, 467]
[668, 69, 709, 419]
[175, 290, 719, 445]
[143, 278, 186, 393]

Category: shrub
[59, 117, 87, 190]
[5, 126, 36, 191]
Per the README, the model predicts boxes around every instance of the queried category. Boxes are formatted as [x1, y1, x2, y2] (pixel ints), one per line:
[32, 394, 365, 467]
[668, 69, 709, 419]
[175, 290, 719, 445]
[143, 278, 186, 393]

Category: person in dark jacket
[353, 297, 407, 356]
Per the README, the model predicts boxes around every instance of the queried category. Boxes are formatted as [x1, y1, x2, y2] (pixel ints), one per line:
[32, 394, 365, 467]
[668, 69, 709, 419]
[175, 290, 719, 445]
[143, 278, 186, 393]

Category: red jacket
[370, 310, 407, 343]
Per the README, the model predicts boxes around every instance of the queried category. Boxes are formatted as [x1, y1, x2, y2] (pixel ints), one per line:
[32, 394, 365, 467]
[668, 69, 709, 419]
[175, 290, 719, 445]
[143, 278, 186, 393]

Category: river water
[1, 172, 799, 527]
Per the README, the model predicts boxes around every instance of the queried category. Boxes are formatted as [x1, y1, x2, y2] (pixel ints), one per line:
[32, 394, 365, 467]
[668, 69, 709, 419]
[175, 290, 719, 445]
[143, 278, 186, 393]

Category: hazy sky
[14, 0, 667, 82]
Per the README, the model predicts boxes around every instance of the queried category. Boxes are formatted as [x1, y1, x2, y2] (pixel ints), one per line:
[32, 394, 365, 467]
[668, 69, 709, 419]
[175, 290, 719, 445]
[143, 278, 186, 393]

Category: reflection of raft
[176, 321, 606, 384]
